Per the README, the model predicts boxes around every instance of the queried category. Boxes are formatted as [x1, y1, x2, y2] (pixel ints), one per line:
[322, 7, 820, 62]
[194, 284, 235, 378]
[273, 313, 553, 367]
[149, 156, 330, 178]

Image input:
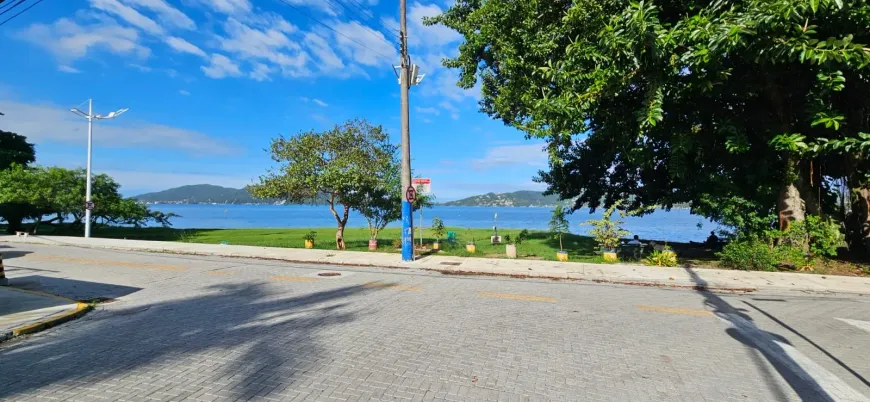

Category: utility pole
[70, 100, 128, 239]
[396, 0, 424, 262]
[399, 0, 414, 261]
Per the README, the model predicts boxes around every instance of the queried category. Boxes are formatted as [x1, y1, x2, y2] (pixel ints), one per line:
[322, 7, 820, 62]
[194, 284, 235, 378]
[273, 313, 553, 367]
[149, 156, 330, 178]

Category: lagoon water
[149, 204, 717, 243]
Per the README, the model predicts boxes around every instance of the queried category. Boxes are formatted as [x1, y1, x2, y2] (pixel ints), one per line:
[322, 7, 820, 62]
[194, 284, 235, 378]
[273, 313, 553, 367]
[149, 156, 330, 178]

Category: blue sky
[0, 0, 548, 200]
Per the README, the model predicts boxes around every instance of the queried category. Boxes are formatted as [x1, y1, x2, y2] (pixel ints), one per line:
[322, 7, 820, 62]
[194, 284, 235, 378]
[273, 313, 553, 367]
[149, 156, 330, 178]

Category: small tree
[583, 202, 630, 252]
[549, 205, 570, 251]
[358, 163, 402, 241]
[249, 119, 398, 249]
[431, 217, 445, 242]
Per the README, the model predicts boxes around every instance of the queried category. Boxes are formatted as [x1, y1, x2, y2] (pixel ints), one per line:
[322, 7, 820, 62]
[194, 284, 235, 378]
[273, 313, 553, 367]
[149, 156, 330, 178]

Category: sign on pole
[85, 201, 95, 211]
[412, 178, 431, 194]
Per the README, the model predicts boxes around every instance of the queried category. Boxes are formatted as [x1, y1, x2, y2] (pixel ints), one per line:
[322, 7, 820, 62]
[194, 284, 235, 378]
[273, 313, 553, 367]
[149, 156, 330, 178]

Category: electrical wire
[329, 0, 400, 38]
[0, 0, 44, 26]
[273, 0, 398, 61]
[0, 0, 28, 17]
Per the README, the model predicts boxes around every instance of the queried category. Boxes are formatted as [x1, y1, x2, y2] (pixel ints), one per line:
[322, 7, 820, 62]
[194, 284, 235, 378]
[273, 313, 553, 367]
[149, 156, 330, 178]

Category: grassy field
[40, 226, 612, 263]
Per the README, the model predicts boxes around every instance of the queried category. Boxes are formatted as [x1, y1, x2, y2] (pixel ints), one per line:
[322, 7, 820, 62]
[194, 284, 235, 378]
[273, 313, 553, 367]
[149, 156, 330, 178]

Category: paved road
[1, 243, 869, 401]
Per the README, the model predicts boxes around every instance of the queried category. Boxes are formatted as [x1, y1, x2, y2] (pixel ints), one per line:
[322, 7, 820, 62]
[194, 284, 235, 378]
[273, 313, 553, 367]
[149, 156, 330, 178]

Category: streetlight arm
[70, 108, 89, 118]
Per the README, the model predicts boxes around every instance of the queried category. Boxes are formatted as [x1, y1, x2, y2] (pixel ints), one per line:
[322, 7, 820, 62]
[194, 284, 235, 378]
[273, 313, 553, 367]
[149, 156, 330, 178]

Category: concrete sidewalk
[4, 235, 870, 294]
[0, 286, 90, 341]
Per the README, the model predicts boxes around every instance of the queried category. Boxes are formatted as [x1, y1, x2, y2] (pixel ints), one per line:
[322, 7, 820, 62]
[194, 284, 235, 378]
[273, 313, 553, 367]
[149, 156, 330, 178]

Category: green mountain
[441, 191, 564, 207]
[133, 185, 266, 204]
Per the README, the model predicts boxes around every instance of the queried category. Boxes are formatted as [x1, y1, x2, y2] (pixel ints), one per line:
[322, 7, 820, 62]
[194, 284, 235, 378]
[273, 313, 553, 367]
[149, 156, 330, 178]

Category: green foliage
[431, 217, 445, 241]
[0, 131, 35, 170]
[780, 215, 844, 257]
[0, 165, 174, 233]
[718, 240, 781, 272]
[583, 202, 630, 252]
[392, 238, 402, 249]
[510, 229, 529, 246]
[645, 250, 678, 267]
[302, 231, 317, 241]
[429, 0, 870, 248]
[248, 119, 398, 249]
[549, 205, 570, 251]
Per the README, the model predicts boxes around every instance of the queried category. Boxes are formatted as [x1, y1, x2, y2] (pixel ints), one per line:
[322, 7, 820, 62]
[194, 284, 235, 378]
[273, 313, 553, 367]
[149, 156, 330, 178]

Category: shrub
[645, 250, 678, 267]
[431, 217, 445, 242]
[718, 240, 780, 271]
[303, 231, 317, 241]
[583, 201, 630, 251]
[791, 216, 844, 258]
[392, 238, 402, 249]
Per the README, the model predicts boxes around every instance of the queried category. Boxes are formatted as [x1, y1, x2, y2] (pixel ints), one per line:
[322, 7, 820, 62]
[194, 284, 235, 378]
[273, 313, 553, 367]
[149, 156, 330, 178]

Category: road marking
[21, 254, 186, 271]
[362, 282, 421, 291]
[268, 275, 317, 282]
[636, 304, 713, 317]
[835, 318, 870, 334]
[476, 292, 555, 303]
[719, 313, 869, 401]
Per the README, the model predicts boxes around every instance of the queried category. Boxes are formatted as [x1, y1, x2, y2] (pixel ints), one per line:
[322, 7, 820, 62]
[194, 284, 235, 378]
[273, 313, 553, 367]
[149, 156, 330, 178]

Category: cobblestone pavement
[1, 243, 869, 401]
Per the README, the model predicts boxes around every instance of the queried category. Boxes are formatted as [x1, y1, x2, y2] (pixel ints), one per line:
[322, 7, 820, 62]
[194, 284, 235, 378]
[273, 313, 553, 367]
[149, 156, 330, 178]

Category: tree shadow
[684, 267, 865, 401]
[0, 282, 388, 400]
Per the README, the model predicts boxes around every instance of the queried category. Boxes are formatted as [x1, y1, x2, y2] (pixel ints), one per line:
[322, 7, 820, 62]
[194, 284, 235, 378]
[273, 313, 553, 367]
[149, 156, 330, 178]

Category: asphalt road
[1, 243, 870, 401]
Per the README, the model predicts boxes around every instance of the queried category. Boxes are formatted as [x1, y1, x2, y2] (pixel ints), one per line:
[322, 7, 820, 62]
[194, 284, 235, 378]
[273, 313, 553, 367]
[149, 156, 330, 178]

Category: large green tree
[0, 131, 37, 232]
[248, 119, 398, 249]
[429, 0, 870, 253]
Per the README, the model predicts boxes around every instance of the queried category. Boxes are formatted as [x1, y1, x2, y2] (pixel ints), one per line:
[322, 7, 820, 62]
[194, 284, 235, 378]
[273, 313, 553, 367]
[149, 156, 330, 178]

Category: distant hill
[134, 185, 267, 204]
[441, 191, 564, 207]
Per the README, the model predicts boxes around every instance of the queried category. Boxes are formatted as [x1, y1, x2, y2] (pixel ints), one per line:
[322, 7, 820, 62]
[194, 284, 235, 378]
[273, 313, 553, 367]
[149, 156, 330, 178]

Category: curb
[1, 287, 94, 342]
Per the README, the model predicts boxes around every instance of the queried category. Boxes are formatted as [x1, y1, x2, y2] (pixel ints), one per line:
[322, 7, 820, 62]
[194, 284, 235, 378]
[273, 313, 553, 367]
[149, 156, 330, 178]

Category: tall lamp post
[70, 99, 128, 238]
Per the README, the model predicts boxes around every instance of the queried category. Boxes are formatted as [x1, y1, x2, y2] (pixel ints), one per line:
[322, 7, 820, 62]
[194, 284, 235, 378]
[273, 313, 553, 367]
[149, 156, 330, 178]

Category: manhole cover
[317, 272, 341, 277]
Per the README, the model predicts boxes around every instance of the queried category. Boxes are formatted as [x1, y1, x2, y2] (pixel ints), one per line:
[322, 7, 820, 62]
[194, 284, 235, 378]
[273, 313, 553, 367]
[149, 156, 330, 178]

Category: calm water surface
[149, 204, 717, 243]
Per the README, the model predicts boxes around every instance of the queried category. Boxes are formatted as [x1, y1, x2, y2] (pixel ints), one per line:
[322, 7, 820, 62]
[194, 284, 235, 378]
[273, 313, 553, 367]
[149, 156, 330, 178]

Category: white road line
[835, 318, 870, 334]
[718, 313, 869, 401]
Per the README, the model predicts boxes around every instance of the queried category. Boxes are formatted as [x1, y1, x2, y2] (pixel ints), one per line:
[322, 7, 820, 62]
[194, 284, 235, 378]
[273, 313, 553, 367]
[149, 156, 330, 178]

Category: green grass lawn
[39, 225, 612, 263]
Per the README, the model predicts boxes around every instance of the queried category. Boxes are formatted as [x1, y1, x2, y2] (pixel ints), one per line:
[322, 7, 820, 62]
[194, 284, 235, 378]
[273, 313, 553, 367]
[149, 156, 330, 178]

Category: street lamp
[70, 99, 128, 238]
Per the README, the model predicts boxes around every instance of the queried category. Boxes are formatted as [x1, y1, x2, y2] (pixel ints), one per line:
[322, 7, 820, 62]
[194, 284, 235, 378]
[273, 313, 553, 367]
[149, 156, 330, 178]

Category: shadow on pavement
[7, 276, 142, 301]
[685, 267, 862, 402]
[0, 282, 387, 400]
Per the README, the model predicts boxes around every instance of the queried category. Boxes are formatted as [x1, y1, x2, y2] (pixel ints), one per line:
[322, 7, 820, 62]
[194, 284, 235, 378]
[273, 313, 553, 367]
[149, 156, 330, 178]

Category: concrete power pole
[399, 0, 414, 262]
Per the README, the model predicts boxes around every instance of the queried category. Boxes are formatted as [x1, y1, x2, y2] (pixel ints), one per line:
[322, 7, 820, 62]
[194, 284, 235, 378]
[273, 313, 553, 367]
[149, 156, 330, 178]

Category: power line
[273, 0, 397, 61]
[0, 0, 44, 26]
[331, 0, 400, 37]
[327, 0, 398, 40]
[0, 0, 28, 17]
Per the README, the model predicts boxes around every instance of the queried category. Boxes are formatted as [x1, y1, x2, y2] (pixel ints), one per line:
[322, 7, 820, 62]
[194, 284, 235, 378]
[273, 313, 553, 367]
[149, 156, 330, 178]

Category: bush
[645, 250, 678, 267]
[392, 238, 402, 249]
[718, 240, 780, 271]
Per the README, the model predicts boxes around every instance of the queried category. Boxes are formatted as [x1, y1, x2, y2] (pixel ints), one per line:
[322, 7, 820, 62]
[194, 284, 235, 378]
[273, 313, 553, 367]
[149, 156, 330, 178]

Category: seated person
[627, 235, 642, 246]
[706, 231, 720, 245]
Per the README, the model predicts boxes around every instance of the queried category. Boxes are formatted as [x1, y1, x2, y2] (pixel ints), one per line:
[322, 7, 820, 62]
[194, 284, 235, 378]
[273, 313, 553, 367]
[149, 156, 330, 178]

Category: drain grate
[317, 272, 341, 277]
[440, 262, 461, 266]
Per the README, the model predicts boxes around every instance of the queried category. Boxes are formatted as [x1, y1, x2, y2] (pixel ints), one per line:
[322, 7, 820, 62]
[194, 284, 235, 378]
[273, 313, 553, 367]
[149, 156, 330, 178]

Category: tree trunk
[849, 187, 870, 257]
[327, 193, 349, 250]
[778, 182, 806, 232]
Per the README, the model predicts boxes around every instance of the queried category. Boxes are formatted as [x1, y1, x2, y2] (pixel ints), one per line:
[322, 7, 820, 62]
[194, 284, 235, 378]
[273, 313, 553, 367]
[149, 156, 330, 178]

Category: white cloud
[439, 101, 459, 120]
[422, 118, 432, 123]
[470, 144, 549, 170]
[249, 63, 272, 81]
[165, 36, 206, 57]
[332, 21, 398, 66]
[406, 2, 461, 47]
[58, 65, 81, 73]
[415, 106, 439, 115]
[179, 89, 191, 95]
[312, 99, 328, 107]
[90, 0, 164, 35]
[20, 18, 150, 63]
[122, 0, 196, 30]
[194, 0, 252, 15]
[424, 69, 477, 102]
[0, 99, 237, 156]
[304, 32, 345, 71]
[201, 53, 242, 78]
[218, 18, 310, 77]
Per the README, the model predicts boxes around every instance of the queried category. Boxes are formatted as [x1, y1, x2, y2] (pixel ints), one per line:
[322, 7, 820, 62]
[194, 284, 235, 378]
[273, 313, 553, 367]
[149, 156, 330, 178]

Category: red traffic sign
[405, 186, 417, 203]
